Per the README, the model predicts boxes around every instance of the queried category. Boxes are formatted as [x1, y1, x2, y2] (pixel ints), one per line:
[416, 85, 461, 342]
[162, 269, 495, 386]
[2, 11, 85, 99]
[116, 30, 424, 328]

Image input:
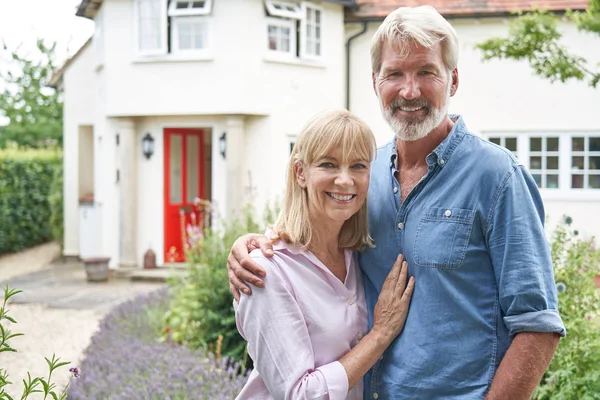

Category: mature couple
[227, 6, 566, 400]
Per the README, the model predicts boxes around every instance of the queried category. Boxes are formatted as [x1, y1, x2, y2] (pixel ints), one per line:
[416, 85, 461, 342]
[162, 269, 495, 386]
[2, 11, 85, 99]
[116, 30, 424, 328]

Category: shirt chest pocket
[413, 207, 476, 269]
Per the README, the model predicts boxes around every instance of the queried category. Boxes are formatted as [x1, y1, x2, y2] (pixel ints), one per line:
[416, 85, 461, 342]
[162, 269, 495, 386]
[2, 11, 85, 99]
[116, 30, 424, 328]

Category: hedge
[0, 147, 62, 255]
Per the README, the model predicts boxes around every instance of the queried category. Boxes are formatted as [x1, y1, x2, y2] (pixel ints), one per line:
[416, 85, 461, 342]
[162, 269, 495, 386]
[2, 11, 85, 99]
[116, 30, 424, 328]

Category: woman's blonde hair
[371, 5, 459, 75]
[273, 109, 377, 251]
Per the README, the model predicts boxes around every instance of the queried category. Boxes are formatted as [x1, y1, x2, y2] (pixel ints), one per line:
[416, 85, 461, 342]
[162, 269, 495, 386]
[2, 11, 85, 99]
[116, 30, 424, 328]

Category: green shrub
[0, 147, 62, 255]
[48, 166, 64, 247]
[534, 218, 600, 399]
[164, 203, 279, 363]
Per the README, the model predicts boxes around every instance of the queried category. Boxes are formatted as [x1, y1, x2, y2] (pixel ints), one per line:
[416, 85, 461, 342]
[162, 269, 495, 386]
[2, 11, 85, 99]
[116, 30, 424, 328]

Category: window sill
[133, 53, 214, 64]
[539, 190, 600, 201]
[263, 54, 325, 69]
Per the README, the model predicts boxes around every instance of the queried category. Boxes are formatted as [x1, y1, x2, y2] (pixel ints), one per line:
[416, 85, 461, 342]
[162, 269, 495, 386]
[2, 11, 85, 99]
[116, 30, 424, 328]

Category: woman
[234, 109, 415, 399]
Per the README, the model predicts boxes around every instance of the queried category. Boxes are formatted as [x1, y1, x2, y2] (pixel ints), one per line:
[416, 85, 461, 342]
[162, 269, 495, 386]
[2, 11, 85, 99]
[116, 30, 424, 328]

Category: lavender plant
[67, 288, 248, 400]
[0, 285, 77, 400]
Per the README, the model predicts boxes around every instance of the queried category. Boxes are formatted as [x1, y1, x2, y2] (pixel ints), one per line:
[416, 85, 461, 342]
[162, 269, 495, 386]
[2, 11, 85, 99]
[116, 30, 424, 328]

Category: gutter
[344, 21, 368, 110]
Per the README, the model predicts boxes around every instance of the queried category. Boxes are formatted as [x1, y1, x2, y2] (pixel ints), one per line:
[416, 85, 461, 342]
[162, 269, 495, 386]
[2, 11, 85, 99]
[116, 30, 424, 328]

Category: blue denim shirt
[359, 115, 566, 399]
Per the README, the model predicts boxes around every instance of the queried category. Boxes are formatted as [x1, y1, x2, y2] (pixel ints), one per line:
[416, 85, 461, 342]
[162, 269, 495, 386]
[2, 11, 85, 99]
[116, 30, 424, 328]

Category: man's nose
[399, 76, 420, 100]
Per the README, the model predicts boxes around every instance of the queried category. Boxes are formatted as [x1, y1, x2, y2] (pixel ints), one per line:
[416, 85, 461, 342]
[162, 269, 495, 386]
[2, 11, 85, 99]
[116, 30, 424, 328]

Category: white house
[53, 0, 600, 268]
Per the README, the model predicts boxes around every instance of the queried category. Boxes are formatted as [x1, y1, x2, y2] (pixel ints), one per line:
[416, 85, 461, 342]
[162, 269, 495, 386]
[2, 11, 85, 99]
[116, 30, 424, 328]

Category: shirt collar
[389, 114, 467, 169]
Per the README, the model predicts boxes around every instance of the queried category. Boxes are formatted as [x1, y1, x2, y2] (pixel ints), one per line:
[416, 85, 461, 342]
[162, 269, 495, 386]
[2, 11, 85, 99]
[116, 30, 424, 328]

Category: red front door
[164, 128, 205, 263]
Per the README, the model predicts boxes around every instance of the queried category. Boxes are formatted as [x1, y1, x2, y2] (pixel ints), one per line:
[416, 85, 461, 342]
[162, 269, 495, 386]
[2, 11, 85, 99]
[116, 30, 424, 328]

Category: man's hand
[227, 233, 274, 301]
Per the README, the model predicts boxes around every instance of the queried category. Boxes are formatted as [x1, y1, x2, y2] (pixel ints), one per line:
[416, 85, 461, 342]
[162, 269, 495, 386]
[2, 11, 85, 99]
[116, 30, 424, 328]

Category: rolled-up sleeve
[235, 256, 349, 399]
[487, 165, 566, 338]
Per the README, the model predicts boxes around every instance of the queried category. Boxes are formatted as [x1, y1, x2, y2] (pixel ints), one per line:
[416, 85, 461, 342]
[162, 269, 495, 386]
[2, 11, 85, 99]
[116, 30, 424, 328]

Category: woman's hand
[371, 254, 415, 343]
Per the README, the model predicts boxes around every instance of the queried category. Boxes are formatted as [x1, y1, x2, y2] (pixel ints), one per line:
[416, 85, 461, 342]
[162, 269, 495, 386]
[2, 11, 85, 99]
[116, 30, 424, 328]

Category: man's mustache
[389, 99, 431, 110]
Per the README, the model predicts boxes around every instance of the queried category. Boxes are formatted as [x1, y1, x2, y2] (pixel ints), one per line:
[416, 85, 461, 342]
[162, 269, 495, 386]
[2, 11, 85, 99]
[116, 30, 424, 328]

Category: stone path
[0, 243, 165, 399]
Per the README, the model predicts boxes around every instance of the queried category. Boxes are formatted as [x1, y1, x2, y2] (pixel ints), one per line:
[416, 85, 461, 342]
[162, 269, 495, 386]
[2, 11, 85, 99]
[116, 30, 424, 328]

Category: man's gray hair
[371, 6, 459, 75]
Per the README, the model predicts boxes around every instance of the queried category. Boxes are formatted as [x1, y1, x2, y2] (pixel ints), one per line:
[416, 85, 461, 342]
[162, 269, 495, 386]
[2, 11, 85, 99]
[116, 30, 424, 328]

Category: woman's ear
[295, 162, 307, 188]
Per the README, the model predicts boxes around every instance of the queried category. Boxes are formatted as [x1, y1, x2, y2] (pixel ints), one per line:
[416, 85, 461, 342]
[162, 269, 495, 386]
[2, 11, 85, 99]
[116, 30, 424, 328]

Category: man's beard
[379, 81, 452, 142]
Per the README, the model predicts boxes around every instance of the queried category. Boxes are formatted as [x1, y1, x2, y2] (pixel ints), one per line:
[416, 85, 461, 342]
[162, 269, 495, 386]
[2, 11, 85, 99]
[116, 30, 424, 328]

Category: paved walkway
[0, 243, 165, 399]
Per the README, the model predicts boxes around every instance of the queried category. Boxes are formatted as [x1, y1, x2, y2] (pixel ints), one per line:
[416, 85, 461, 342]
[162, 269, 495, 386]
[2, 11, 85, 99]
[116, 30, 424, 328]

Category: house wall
[62, 43, 97, 257]
[99, 0, 345, 117]
[347, 18, 600, 241]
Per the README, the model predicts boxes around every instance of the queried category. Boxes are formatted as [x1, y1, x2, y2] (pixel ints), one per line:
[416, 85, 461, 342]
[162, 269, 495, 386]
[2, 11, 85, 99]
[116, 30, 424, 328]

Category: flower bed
[67, 288, 248, 399]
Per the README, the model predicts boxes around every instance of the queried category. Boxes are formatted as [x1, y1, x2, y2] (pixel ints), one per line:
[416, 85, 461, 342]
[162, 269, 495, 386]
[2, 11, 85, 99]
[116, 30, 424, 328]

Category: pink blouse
[234, 239, 368, 399]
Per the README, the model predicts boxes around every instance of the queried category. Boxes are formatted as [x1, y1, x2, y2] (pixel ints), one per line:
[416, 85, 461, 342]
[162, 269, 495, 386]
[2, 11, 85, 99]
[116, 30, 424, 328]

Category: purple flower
[69, 367, 80, 378]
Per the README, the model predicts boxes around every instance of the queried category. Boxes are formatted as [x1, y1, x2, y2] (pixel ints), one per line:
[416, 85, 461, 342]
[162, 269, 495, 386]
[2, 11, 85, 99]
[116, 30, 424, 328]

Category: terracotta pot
[595, 274, 600, 289]
[82, 257, 111, 282]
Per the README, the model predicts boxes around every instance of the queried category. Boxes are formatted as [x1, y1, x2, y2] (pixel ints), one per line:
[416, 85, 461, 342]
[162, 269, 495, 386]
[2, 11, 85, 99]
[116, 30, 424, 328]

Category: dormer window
[168, 0, 212, 16]
[265, 0, 322, 61]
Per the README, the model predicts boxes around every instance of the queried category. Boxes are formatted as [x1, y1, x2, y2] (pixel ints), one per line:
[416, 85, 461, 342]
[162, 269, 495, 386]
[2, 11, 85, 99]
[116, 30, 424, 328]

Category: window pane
[546, 175, 559, 189]
[530, 156, 542, 169]
[505, 137, 517, 151]
[489, 138, 501, 145]
[547, 156, 559, 170]
[588, 175, 600, 189]
[572, 174, 584, 189]
[532, 174, 542, 188]
[547, 137, 559, 152]
[169, 135, 183, 204]
[589, 156, 600, 170]
[530, 137, 542, 152]
[572, 137, 585, 151]
[590, 137, 600, 152]
[186, 135, 199, 203]
[572, 156, 584, 170]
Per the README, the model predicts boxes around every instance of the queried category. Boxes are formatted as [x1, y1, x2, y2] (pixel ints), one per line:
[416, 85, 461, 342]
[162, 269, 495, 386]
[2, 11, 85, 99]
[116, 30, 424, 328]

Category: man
[228, 6, 565, 399]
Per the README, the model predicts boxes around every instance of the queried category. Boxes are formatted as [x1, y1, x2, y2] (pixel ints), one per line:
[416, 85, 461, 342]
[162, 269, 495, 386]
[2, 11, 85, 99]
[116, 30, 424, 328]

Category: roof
[347, 0, 589, 20]
[48, 38, 92, 88]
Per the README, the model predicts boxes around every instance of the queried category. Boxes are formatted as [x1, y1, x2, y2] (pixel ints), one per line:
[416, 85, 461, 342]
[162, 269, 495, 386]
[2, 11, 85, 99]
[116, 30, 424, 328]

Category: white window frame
[483, 132, 600, 199]
[134, 0, 168, 57]
[266, 17, 297, 59]
[168, 0, 212, 17]
[170, 16, 211, 55]
[265, 0, 302, 20]
[300, 2, 322, 60]
[570, 135, 600, 190]
[527, 135, 561, 189]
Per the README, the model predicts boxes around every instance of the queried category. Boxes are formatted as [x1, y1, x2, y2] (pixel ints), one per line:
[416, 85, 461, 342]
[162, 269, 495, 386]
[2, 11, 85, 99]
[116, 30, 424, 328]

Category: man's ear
[450, 67, 459, 97]
[295, 162, 306, 188]
[372, 71, 378, 96]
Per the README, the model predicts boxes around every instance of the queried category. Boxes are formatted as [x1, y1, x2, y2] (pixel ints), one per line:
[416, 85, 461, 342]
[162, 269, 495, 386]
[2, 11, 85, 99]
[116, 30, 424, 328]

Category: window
[571, 136, 600, 189]
[488, 136, 518, 157]
[134, 0, 212, 57]
[485, 132, 600, 192]
[265, 0, 322, 61]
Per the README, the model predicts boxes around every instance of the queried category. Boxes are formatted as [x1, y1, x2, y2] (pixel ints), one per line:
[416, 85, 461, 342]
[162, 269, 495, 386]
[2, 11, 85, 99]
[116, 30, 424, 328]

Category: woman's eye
[318, 162, 334, 168]
[352, 163, 367, 169]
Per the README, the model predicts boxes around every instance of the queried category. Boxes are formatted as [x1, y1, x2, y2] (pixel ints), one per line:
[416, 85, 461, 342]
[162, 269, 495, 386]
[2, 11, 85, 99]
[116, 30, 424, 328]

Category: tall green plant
[534, 218, 600, 399]
[164, 204, 272, 362]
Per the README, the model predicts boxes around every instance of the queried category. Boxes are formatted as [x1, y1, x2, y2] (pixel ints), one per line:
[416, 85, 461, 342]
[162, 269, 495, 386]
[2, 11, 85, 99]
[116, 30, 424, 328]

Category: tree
[0, 39, 63, 148]
[476, 0, 600, 88]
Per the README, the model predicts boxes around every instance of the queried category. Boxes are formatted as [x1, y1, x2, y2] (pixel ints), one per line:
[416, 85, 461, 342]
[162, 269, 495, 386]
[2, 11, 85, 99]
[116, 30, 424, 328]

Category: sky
[0, 0, 94, 125]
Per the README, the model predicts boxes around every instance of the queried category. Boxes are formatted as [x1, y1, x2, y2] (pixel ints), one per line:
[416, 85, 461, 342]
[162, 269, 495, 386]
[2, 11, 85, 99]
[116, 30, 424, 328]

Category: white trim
[300, 2, 322, 60]
[266, 17, 296, 60]
[134, 0, 168, 57]
[94, 8, 105, 68]
[265, 0, 302, 19]
[168, 0, 212, 16]
[170, 16, 212, 56]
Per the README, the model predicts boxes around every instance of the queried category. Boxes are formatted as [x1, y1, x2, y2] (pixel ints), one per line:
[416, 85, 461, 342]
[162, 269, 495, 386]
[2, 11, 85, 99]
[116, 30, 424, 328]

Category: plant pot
[82, 257, 111, 282]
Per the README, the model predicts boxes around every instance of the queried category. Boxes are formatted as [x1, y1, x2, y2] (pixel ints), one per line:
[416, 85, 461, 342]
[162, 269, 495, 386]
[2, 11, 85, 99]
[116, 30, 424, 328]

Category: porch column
[117, 118, 138, 267]
[225, 115, 245, 219]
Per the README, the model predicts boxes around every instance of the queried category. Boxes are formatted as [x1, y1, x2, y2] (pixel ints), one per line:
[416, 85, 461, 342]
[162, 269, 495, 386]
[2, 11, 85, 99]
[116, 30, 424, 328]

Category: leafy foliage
[48, 166, 64, 247]
[534, 219, 600, 399]
[0, 39, 63, 148]
[67, 288, 247, 400]
[164, 203, 279, 363]
[0, 147, 62, 255]
[477, 2, 600, 88]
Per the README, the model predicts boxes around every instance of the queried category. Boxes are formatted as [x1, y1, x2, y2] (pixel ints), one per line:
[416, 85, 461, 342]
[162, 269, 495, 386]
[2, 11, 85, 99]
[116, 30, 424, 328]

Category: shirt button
[357, 332, 363, 339]
[397, 222, 404, 229]
[373, 393, 379, 399]
[393, 187, 398, 194]
[444, 209, 452, 217]
[440, 159, 445, 165]
[346, 298, 355, 305]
